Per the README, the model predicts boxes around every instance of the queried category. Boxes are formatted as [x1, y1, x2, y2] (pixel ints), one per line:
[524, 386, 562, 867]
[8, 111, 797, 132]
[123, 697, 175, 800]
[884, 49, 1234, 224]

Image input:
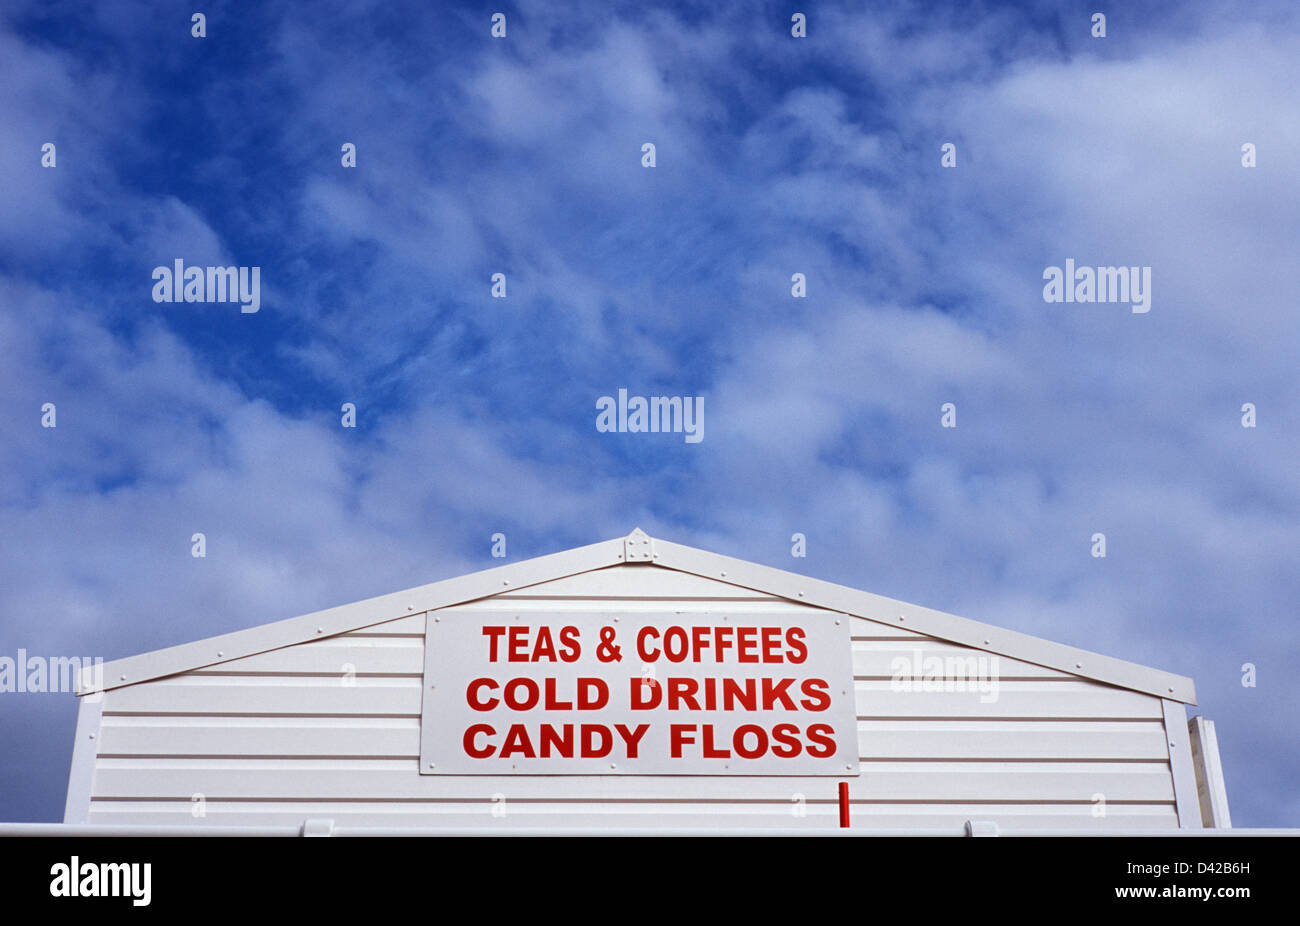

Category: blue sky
[1, 0, 1297, 825]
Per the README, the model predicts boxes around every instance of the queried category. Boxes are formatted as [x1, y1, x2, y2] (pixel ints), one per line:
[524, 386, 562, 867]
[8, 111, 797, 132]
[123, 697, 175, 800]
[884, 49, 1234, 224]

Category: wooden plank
[493, 566, 777, 599]
[849, 620, 935, 640]
[63, 696, 103, 823]
[97, 717, 1169, 761]
[858, 720, 1170, 760]
[96, 717, 422, 758]
[343, 614, 425, 636]
[1187, 716, 1232, 827]
[650, 538, 1197, 703]
[851, 641, 1072, 679]
[854, 680, 1165, 719]
[86, 802, 1179, 831]
[186, 625, 1047, 677]
[102, 676, 1161, 719]
[1163, 699, 1202, 828]
[104, 677, 424, 716]
[191, 638, 423, 676]
[90, 760, 1175, 802]
[446, 599, 830, 615]
[84, 537, 626, 693]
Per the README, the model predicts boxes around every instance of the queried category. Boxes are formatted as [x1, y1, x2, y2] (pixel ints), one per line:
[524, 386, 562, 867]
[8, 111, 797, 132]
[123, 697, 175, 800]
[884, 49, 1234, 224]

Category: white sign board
[419, 611, 860, 776]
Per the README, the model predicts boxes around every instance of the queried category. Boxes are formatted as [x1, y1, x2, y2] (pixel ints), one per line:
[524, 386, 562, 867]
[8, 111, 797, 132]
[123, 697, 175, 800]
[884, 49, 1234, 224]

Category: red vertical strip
[838, 781, 850, 828]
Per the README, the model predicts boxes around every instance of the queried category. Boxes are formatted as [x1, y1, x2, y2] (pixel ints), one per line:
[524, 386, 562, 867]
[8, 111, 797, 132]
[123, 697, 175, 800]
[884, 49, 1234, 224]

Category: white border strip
[62, 695, 103, 824]
[653, 539, 1197, 703]
[1188, 715, 1232, 828]
[77, 531, 1197, 704]
[81, 538, 627, 694]
[1162, 700, 1202, 829]
[3, 823, 1295, 838]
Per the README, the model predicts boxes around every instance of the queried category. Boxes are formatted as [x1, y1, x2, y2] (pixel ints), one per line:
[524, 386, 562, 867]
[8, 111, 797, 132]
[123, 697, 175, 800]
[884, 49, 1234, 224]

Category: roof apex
[76, 531, 1197, 705]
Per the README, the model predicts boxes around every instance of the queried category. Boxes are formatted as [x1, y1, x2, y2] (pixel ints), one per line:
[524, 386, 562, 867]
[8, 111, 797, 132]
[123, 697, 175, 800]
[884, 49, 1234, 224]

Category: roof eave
[78, 530, 1197, 704]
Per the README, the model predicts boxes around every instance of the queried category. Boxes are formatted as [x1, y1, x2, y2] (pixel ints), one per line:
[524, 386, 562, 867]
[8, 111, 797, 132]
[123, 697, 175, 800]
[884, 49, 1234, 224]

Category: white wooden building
[55, 528, 1235, 835]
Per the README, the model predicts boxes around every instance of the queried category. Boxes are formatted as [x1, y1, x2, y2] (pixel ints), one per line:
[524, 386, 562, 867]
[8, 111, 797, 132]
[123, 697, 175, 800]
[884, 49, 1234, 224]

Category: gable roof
[77, 528, 1196, 703]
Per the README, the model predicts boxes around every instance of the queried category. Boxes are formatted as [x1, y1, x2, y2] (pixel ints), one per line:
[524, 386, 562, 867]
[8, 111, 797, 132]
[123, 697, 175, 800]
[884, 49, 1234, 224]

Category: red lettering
[786, 627, 808, 664]
[806, 723, 836, 758]
[691, 626, 709, 662]
[503, 678, 539, 710]
[669, 724, 695, 758]
[614, 723, 650, 758]
[482, 626, 506, 662]
[761, 627, 782, 662]
[771, 723, 802, 757]
[630, 676, 661, 709]
[577, 677, 609, 710]
[733, 724, 767, 759]
[544, 677, 572, 710]
[581, 724, 612, 758]
[723, 677, 756, 710]
[668, 677, 701, 710]
[799, 677, 830, 711]
[539, 724, 573, 758]
[533, 626, 557, 662]
[464, 724, 495, 758]
[761, 677, 796, 710]
[637, 626, 660, 662]
[508, 626, 530, 662]
[466, 677, 498, 711]
[736, 627, 759, 662]
[715, 626, 734, 660]
[499, 723, 535, 758]
[702, 724, 729, 758]
[559, 625, 581, 662]
[663, 627, 688, 662]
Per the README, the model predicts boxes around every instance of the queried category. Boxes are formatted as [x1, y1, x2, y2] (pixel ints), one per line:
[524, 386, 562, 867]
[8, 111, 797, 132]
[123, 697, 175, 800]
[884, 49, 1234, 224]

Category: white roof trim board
[77, 528, 1197, 703]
